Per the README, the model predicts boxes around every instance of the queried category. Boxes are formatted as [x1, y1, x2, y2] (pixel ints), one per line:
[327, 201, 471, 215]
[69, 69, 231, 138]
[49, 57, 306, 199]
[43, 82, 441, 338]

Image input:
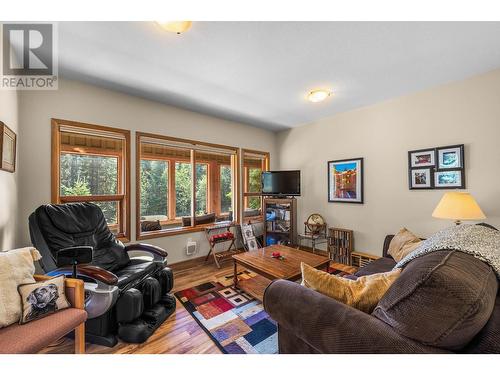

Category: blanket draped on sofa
[395, 224, 500, 278]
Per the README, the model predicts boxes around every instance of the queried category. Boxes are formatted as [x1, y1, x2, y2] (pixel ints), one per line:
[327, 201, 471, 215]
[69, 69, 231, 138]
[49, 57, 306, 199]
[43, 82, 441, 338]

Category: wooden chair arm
[34, 274, 85, 309]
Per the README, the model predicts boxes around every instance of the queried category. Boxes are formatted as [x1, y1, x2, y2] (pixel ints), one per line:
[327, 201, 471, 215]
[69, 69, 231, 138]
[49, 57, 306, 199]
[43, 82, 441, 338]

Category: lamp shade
[432, 192, 486, 221]
[156, 21, 192, 34]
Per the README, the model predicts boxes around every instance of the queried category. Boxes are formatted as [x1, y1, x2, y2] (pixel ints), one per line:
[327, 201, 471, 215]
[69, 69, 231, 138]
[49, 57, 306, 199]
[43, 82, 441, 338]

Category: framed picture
[409, 168, 433, 189]
[437, 144, 464, 169]
[434, 169, 465, 189]
[328, 158, 363, 203]
[241, 223, 254, 244]
[408, 148, 435, 168]
[0, 121, 16, 173]
[408, 144, 465, 190]
[247, 238, 259, 251]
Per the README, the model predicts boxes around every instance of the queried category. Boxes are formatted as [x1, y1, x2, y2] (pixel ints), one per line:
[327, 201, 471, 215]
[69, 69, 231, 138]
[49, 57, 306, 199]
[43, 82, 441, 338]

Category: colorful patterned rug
[174, 271, 278, 354]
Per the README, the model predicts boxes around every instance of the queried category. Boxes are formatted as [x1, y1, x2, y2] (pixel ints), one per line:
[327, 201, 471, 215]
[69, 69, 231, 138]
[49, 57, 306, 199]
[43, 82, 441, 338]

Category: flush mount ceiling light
[155, 21, 192, 34]
[307, 89, 332, 103]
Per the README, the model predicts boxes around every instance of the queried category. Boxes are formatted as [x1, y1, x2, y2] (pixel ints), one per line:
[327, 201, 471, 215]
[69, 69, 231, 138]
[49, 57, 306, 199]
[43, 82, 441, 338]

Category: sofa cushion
[355, 257, 396, 277]
[0, 248, 41, 328]
[0, 308, 87, 354]
[461, 293, 500, 353]
[372, 250, 498, 350]
[18, 275, 70, 324]
[301, 262, 401, 313]
[387, 228, 421, 262]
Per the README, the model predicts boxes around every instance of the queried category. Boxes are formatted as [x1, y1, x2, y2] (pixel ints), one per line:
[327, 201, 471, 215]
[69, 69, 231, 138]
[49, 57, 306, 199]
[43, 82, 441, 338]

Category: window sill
[137, 222, 237, 240]
[118, 236, 131, 243]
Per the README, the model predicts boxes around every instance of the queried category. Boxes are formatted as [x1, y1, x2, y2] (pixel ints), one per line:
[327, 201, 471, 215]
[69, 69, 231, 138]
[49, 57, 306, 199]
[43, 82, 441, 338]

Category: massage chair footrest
[117, 295, 176, 343]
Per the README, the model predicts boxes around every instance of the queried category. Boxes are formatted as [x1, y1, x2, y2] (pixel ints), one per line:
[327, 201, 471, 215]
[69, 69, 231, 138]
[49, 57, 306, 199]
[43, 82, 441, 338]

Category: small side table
[297, 233, 328, 253]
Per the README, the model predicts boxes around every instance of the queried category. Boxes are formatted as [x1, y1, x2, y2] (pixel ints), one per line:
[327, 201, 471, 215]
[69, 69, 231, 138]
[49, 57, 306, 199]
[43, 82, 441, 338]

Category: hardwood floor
[41, 261, 236, 354]
[41, 246, 355, 354]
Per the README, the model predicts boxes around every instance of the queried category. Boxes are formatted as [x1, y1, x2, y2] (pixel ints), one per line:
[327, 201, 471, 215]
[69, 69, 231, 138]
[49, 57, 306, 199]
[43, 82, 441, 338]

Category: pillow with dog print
[18, 276, 70, 324]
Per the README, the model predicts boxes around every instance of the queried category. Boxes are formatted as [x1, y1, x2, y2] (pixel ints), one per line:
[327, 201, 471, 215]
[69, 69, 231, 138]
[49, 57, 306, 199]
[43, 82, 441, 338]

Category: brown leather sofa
[264, 235, 500, 353]
[0, 276, 87, 354]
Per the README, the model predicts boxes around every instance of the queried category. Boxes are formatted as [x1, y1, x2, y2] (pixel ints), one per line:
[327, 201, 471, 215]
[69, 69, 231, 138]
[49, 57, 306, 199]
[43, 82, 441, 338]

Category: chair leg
[213, 250, 221, 268]
[205, 246, 213, 262]
[75, 323, 85, 354]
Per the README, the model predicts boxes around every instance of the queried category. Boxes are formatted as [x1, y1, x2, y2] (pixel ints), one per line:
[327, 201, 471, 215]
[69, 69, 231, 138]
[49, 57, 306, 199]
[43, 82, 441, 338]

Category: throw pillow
[301, 262, 401, 313]
[141, 220, 162, 232]
[18, 276, 70, 324]
[388, 228, 421, 262]
[0, 247, 41, 328]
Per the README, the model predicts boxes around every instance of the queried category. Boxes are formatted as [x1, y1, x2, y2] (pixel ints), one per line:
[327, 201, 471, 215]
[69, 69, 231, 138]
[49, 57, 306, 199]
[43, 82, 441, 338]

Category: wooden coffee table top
[232, 244, 330, 281]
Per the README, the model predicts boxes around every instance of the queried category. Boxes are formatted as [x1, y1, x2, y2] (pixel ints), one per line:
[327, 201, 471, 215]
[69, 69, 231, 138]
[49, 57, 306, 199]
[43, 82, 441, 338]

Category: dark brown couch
[264, 234, 500, 353]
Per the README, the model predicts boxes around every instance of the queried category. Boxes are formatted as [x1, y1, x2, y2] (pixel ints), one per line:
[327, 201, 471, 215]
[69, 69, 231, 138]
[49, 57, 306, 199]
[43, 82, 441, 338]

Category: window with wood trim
[51, 119, 131, 240]
[242, 149, 270, 221]
[137, 132, 240, 238]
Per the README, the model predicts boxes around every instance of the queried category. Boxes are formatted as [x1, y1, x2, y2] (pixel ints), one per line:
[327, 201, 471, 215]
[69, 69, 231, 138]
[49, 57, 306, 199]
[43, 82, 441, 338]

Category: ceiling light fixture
[155, 21, 192, 34]
[307, 89, 332, 103]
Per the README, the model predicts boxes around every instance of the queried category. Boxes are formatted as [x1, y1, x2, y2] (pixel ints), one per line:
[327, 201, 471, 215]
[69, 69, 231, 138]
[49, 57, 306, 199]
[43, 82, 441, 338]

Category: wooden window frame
[51, 118, 131, 242]
[242, 149, 270, 221]
[136, 132, 240, 240]
[218, 163, 233, 216]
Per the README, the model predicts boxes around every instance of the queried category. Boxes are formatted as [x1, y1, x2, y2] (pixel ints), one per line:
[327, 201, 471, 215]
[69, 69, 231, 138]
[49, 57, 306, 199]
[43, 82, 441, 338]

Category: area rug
[174, 271, 278, 354]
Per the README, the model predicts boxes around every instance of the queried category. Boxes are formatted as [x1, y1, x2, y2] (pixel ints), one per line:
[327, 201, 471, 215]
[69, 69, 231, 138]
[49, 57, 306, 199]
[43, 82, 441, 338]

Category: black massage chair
[29, 202, 175, 347]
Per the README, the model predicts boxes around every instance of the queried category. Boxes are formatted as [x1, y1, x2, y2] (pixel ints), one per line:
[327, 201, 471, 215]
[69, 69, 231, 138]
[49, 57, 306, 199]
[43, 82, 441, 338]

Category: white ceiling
[56, 21, 500, 131]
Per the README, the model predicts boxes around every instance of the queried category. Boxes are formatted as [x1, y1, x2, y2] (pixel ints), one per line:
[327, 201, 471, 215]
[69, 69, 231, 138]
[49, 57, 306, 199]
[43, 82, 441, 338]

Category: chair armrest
[263, 279, 447, 354]
[47, 265, 118, 286]
[125, 243, 168, 259]
[34, 275, 85, 309]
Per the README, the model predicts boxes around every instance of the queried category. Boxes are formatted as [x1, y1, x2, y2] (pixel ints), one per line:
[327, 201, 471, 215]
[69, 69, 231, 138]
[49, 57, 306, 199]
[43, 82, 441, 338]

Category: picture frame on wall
[0, 121, 17, 173]
[408, 148, 435, 168]
[408, 144, 465, 190]
[409, 168, 433, 189]
[436, 144, 464, 169]
[328, 157, 363, 203]
[434, 169, 465, 189]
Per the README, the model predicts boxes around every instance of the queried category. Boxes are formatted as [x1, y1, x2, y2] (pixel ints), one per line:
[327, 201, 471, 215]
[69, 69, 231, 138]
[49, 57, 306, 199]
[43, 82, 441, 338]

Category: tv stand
[265, 195, 296, 199]
[263, 197, 297, 247]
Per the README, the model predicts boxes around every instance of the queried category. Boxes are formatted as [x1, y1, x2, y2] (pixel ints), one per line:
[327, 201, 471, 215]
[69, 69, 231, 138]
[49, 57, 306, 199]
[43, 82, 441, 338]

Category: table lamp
[432, 192, 486, 225]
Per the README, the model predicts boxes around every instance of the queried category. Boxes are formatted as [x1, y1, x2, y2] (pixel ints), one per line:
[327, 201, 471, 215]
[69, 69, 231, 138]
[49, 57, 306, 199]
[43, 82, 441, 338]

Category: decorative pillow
[388, 228, 421, 262]
[141, 220, 162, 232]
[0, 247, 41, 328]
[18, 276, 70, 324]
[301, 262, 401, 313]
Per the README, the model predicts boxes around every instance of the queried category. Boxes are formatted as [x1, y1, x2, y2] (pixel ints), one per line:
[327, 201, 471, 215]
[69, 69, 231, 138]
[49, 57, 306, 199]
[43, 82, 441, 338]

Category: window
[220, 165, 232, 214]
[242, 149, 270, 220]
[140, 159, 168, 219]
[137, 132, 239, 238]
[52, 118, 131, 240]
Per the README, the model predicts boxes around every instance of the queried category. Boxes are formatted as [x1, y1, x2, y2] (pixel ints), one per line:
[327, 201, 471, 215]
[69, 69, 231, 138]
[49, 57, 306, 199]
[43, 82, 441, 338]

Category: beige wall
[0, 88, 19, 250]
[277, 69, 500, 256]
[18, 79, 277, 263]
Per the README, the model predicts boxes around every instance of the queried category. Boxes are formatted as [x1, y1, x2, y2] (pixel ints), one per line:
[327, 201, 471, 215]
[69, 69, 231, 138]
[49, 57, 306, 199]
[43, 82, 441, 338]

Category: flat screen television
[261, 170, 301, 196]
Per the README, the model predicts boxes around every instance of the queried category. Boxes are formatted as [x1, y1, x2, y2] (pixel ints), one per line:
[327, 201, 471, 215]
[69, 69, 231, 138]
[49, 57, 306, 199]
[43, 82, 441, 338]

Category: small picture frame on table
[0, 121, 17, 173]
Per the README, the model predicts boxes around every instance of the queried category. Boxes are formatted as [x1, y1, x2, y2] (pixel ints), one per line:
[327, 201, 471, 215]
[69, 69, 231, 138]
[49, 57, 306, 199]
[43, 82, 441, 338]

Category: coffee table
[232, 244, 330, 300]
